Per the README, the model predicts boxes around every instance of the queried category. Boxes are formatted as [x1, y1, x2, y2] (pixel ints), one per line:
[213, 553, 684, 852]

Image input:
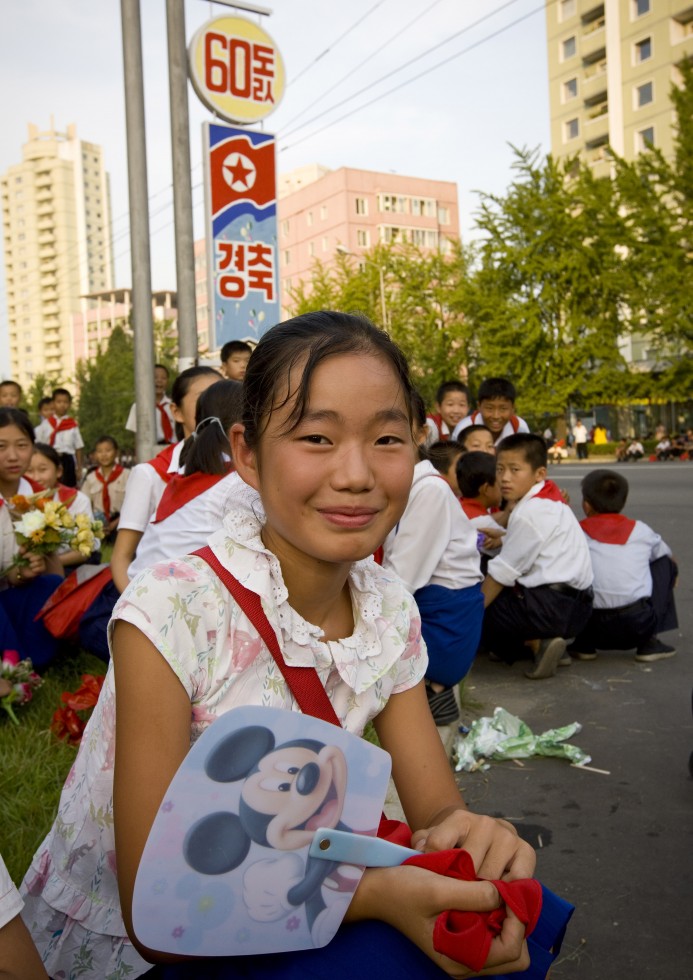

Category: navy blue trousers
[0, 574, 63, 668]
[145, 883, 573, 979]
[415, 582, 484, 686]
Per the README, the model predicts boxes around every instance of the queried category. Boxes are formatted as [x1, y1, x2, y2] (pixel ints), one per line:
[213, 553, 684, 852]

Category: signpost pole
[166, 0, 198, 372]
[121, 0, 156, 464]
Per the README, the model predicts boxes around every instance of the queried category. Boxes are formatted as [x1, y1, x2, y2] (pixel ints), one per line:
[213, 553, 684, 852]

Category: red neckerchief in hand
[47, 414, 78, 447]
[147, 443, 177, 482]
[378, 817, 542, 973]
[153, 466, 232, 524]
[94, 465, 124, 521]
[532, 480, 565, 504]
[581, 513, 636, 545]
[156, 401, 174, 443]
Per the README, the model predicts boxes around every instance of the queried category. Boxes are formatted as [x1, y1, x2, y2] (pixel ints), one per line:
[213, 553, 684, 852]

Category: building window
[309, 242, 315, 257]
[437, 206, 450, 224]
[637, 127, 655, 150]
[634, 37, 651, 62]
[357, 229, 370, 247]
[379, 194, 408, 214]
[307, 211, 313, 227]
[632, 0, 649, 17]
[559, 0, 576, 20]
[281, 220, 289, 235]
[562, 36, 576, 60]
[355, 197, 368, 216]
[563, 77, 578, 101]
[564, 118, 580, 141]
[636, 81, 653, 106]
[322, 237, 328, 252]
[284, 250, 291, 265]
[411, 197, 435, 217]
[320, 205, 327, 220]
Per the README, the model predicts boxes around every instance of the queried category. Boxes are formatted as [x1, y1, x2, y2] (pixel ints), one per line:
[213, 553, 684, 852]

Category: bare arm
[0, 914, 48, 980]
[482, 575, 505, 608]
[374, 682, 534, 880]
[112, 620, 191, 961]
[110, 529, 142, 594]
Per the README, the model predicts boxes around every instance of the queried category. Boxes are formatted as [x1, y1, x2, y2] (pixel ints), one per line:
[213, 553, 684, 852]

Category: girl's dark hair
[428, 440, 464, 474]
[241, 311, 416, 450]
[180, 380, 244, 476]
[0, 408, 35, 443]
[95, 435, 118, 451]
[170, 366, 221, 441]
[33, 442, 62, 470]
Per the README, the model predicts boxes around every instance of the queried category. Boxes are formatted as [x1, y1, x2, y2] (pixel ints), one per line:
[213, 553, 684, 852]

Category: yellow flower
[74, 513, 91, 529]
[61, 511, 75, 529]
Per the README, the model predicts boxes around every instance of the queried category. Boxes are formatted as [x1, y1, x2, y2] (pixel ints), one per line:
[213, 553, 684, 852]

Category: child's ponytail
[179, 380, 243, 476]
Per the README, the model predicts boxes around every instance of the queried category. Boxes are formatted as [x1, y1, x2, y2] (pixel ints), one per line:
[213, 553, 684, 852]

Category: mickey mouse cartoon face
[184, 726, 348, 877]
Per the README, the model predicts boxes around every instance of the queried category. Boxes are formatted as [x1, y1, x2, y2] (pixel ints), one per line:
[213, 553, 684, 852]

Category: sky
[0, 0, 552, 372]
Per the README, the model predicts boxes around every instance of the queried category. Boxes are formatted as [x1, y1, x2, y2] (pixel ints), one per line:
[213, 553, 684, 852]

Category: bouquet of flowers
[2, 490, 104, 574]
[51, 673, 105, 746]
[0, 649, 43, 724]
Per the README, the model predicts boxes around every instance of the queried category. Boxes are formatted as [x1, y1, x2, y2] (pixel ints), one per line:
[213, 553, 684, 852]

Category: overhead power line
[289, 0, 389, 86]
[280, 0, 547, 153]
[280, 0, 528, 141]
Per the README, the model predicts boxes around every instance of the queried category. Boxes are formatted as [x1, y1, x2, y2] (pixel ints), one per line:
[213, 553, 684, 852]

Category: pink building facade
[277, 165, 460, 310]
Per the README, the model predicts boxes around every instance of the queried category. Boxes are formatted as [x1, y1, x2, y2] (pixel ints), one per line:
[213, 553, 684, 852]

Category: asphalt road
[455, 461, 693, 979]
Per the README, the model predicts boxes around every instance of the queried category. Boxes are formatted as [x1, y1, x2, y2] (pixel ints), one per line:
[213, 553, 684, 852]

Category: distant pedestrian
[573, 420, 588, 460]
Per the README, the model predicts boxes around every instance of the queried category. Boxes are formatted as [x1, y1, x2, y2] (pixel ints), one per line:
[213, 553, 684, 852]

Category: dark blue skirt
[414, 582, 484, 687]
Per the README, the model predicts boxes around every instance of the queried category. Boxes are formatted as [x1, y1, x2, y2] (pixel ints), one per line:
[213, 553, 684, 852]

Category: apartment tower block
[546, 0, 693, 173]
[1, 122, 114, 388]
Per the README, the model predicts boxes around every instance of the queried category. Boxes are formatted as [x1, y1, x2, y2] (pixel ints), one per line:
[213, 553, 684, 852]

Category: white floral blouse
[20, 507, 427, 980]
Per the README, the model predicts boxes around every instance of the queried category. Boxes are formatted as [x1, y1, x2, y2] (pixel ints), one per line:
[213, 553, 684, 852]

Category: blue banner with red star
[203, 122, 280, 348]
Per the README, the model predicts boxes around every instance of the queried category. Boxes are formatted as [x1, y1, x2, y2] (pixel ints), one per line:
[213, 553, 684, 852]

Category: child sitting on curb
[568, 469, 678, 663]
[481, 434, 593, 679]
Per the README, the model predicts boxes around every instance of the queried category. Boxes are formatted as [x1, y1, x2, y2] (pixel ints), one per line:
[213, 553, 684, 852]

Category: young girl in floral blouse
[21, 312, 561, 979]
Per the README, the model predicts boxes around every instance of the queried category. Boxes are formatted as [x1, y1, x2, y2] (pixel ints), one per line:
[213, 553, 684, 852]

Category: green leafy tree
[612, 59, 693, 400]
[288, 243, 472, 406]
[74, 327, 136, 452]
[460, 146, 635, 416]
[22, 372, 62, 425]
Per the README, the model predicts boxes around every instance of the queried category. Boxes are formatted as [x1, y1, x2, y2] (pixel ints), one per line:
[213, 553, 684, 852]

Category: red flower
[51, 673, 105, 746]
[61, 674, 104, 711]
[2, 650, 20, 667]
[50, 706, 86, 746]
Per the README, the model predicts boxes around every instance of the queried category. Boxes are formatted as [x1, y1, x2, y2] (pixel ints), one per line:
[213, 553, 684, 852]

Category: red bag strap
[191, 546, 342, 728]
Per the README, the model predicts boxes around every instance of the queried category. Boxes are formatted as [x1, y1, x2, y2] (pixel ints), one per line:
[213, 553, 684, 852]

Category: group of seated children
[415, 378, 678, 722]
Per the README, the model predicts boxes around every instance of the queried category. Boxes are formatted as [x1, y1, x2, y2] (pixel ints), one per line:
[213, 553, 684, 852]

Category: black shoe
[524, 637, 566, 679]
[635, 637, 676, 662]
[425, 684, 459, 726]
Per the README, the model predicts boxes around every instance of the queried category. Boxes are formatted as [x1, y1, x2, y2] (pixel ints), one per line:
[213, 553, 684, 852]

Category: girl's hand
[347, 864, 530, 977]
[411, 810, 536, 882]
[12, 552, 47, 583]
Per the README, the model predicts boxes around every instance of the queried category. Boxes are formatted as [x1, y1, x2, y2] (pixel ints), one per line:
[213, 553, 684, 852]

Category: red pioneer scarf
[55, 484, 77, 508]
[460, 498, 490, 520]
[580, 513, 636, 545]
[152, 467, 232, 524]
[47, 415, 78, 447]
[94, 465, 124, 521]
[147, 443, 177, 482]
[156, 401, 174, 443]
[532, 480, 565, 503]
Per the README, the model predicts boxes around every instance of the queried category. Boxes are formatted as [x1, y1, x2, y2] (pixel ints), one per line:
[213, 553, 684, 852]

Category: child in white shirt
[482, 434, 593, 679]
[568, 469, 678, 663]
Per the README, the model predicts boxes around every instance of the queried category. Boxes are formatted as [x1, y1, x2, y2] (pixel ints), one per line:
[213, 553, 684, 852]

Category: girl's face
[232, 352, 416, 570]
[26, 450, 61, 490]
[0, 425, 34, 488]
[171, 374, 220, 437]
[95, 442, 117, 468]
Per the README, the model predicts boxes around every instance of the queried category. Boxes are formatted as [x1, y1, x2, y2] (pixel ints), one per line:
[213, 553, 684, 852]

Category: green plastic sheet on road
[453, 707, 591, 772]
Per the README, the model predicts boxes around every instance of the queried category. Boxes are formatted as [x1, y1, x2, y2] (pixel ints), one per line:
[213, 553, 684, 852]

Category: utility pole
[121, 0, 156, 463]
[166, 0, 198, 371]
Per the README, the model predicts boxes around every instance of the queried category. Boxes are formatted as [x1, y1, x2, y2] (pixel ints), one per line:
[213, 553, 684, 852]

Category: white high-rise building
[1, 121, 114, 388]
